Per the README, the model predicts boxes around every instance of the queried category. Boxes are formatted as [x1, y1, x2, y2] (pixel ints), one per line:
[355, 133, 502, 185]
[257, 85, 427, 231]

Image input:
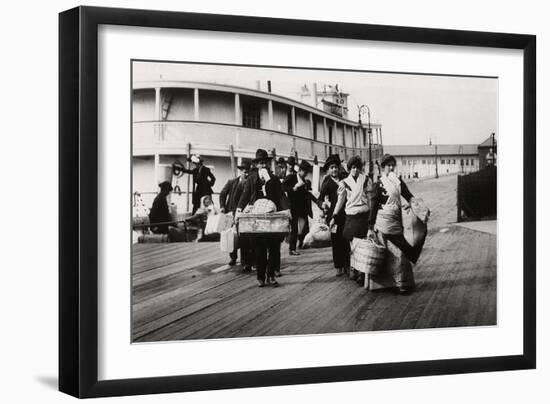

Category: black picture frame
[59, 6, 536, 398]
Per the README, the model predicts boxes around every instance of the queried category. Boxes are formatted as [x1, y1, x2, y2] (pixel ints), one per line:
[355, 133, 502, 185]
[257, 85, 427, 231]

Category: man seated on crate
[148, 181, 173, 235]
[236, 148, 285, 287]
[219, 160, 255, 270]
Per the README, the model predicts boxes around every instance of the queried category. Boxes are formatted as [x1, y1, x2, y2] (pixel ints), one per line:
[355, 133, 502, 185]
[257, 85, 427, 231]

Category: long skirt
[370, 208, 417, 290]
[342, 212, 370, 241]
[368, 231, 416, 291]
[331, 224, 350, 269]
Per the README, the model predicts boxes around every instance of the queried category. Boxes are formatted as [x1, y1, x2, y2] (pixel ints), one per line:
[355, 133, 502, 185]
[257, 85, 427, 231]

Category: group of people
[148, 149, 424, 294]
[318, 153, 424, 293]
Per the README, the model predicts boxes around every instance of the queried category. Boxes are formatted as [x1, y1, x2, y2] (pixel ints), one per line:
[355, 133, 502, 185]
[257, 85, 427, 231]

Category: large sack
[205, 213, 234, 235]
[410, 197, 430, 223]
[303, 222, 331, 248]
[402, 203, 428, 249]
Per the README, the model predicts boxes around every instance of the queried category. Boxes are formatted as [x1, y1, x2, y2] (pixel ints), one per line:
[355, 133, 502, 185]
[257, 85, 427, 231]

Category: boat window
[242, 102, 261, 129]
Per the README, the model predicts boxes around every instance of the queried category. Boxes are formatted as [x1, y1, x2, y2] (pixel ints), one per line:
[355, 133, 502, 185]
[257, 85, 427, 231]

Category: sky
[133, 61, 498, 146]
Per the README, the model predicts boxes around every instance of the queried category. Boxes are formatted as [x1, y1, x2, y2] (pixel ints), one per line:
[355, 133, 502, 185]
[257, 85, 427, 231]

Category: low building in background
[383, 144, 480, 179]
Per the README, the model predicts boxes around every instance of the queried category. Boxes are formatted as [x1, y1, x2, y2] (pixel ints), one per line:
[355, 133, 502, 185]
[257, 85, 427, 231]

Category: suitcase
[220, 227, 238, 252]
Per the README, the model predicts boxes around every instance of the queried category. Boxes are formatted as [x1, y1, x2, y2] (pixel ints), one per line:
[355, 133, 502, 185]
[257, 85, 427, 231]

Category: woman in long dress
[332, 156, 374, 285]
[367, 154, 424, 294]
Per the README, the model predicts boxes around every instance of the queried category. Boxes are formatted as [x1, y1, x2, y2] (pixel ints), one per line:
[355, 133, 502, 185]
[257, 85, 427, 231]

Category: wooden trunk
[238, 211, 291, 235]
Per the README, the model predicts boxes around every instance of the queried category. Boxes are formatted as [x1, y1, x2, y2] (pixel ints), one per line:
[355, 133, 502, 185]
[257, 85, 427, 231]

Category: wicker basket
[351, 237, 386, 275]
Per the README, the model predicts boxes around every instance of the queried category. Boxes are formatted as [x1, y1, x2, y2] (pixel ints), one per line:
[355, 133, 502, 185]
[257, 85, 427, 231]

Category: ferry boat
[132, 81, 383, 215]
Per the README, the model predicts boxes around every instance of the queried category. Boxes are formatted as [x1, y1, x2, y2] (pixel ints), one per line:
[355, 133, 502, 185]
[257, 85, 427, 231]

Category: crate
[237, 210, 291, 235]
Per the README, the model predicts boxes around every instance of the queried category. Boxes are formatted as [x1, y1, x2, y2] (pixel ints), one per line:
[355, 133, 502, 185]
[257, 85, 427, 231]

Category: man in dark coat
[237, 149, 284, 287]
[283, 160, 314, 255]
[148, 181, 173, 234]
[219, 161, 253, 268]
[276, 157, 288, 180]
[318, 154, 350, 276]
[181, 155, 216, 214]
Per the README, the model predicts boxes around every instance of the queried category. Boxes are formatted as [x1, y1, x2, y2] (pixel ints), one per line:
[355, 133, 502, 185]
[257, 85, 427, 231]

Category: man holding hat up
[237, 149, 284, 287]
[283, 159, 314, 255]
[181, 154, 216, 214]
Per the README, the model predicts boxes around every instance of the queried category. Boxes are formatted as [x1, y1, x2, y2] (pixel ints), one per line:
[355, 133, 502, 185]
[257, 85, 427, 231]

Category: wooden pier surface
[132, 175, 496, 342]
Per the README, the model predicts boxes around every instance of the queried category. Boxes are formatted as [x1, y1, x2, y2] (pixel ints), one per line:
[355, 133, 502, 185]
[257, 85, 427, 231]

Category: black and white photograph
[131, 60, 498, 343]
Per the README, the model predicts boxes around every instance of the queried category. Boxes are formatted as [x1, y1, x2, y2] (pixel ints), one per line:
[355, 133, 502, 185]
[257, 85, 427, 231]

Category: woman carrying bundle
[367, 154, 425, 294]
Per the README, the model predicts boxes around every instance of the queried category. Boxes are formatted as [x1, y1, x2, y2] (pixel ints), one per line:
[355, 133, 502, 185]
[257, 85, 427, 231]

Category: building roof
[479, 135, 497, 148]
[383, 144, 479, 157]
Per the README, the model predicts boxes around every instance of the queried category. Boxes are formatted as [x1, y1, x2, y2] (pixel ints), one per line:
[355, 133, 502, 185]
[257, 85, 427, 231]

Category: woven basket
[365, 239, 386, 275]
[351, 237, 386, 275]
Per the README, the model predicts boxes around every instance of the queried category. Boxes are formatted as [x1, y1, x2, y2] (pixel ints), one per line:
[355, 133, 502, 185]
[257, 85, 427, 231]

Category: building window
[465, 159, 469, 166]
[452, 159, 456, 164]
[460, 159, 464, 165]
[422, 160, 426, 165]
[441, 159, 445, 165]
[242, 102, 261, 129]
[471, 159, 475, 166]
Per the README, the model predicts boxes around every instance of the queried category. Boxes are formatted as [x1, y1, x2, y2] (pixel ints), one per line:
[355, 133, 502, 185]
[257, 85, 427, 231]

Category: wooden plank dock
[132, 174, 497, 342]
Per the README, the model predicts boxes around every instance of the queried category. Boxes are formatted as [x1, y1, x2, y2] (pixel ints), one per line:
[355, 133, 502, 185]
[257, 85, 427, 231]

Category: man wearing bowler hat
[181, 154, 216, 214]
[283, 159, 314, 256]
[219, 161, 254, 269]
[237, 149, 284, 287]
